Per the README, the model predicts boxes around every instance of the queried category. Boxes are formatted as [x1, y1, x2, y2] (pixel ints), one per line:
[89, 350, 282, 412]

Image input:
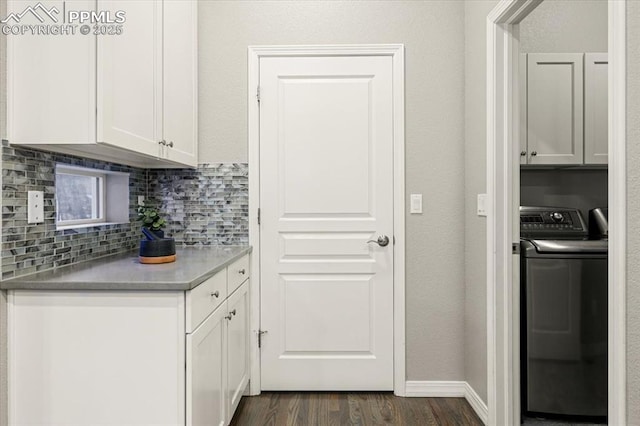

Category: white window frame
[55, 164, 107, 227]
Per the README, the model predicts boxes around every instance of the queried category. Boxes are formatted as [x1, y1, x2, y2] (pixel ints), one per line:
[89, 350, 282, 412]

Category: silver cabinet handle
[230, 309, 237, 316]
[159, 140, 167, 146]
[238, 268, 246, 275]
[210, 291, 219, 298]
[531, 151, 538, 156]
[520, 151, 526, 156]
[167, 141, 174, 148]
[367, 235, 390, 247]
[225, 314, 233, 321]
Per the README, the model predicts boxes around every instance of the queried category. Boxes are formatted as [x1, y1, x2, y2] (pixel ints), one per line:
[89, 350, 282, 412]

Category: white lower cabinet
[186, 280, 250, 426]
[187, 302, 227, 426]
[226, 282, 250, 423]
[8, 291, 187, 425]
[7, 255, 250, 426]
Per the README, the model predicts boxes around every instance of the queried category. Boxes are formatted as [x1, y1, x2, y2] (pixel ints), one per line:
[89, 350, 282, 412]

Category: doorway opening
[487, 1, 626, 425]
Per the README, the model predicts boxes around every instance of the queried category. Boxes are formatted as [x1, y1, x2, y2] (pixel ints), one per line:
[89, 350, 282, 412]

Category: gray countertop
[0, 246, 252, 291]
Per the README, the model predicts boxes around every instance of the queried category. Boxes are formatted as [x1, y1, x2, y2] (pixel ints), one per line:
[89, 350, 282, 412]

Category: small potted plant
[137, 200, 175, 264]
[137, 200, 167, 239]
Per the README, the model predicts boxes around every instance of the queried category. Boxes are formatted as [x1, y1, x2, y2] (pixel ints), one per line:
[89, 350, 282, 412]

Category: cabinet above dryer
[520, 53, 608, 166]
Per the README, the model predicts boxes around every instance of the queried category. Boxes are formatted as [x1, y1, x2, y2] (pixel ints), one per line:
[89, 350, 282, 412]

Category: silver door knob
[531, 151, 538, 156]
[520, 151, 526, 156]
[167, 141, 174, 148]
[367, 235, 390, 247]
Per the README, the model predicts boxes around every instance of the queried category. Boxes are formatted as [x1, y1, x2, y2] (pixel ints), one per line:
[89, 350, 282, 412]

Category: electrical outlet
[28, 191, 44, 224]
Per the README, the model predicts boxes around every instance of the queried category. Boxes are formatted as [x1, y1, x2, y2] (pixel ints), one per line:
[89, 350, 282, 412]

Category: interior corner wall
[626, 1, 640, 423]
[463, 0, 497, 406]
[199, 1, 467, 382]
[519, 0, 608, 53]
[0, 0, 7, 423]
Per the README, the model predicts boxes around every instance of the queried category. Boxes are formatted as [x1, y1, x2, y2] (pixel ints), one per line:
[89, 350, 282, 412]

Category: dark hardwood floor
[230, 392, 483, 426]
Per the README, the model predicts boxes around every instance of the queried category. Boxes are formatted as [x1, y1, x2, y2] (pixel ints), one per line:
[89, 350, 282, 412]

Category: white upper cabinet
[520, 53, 608, 166]
[584, 53, 609, 165]
[8, 0, 96, 144]
[524, 53, 584, 165]
[97, 0, 163, 160]
[7, 0, 197, 168]
[162, 0, 198, 166]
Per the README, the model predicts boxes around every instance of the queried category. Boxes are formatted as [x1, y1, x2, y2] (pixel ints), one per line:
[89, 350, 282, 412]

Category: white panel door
[526, 53, 584, 165]
[97, 0, 162, 158]
[584, 53, 608, 165]
[260, 54, 394, 390]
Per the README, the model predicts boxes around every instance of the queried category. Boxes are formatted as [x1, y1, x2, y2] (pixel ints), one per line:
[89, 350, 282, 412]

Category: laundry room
[518, 0, 609, 423]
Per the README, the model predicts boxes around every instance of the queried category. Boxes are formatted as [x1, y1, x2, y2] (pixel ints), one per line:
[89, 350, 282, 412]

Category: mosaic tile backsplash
[147, 164, 249, 246]
[1, 143, 249, 280]
[1, 143, 146, 280]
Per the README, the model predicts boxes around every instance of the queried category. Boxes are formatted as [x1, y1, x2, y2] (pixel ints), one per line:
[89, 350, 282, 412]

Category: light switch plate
[410, 194, 423, 214]
[28, 191, 44, 224]
[477, 193, 488, 217]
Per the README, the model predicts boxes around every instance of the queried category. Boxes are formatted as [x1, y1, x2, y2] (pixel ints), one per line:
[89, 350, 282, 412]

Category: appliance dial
[551, 212, 564, 222]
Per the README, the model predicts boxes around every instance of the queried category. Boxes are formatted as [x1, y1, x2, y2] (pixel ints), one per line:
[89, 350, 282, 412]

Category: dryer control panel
[520, 206, 588, 239]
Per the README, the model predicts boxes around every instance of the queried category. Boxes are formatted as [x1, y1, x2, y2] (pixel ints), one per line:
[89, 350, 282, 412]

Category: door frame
[247, 44, 406, 396]
[486, 1, 627, 425]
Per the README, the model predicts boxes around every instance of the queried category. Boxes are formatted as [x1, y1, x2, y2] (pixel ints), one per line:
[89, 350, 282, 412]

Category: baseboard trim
[405, 381, 488, 425]
[463, 382, 488, 425]
[405, 380, 466, 397]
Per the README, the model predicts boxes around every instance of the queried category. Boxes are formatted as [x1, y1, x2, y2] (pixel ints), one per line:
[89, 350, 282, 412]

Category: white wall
[199, 0, 467, 381]
[626, 1, 640, 422]
[463, 0, 496, 405]
[520, 0, 608, 53]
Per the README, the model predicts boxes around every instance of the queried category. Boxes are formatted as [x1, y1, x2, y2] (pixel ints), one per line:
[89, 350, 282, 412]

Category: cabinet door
[186, 303, 227, 426]
[163, 0, 198, 167]
[584, 53, 608, 165]
[97, 0, 163, 158]
[7, 0, 96, 144]
[526, 53, 584, 165]
[226, 281, 250, 423]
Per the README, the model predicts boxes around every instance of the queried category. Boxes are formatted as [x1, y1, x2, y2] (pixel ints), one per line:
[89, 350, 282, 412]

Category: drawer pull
[230, 309, 237, 316]
[210, 291, 220, 298]
[225, 314, 233, 321]
[238, 268, 246, 275]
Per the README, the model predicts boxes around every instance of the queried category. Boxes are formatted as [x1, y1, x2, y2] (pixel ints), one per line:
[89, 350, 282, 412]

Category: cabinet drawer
[186, 271, 227, 333]
[227, 255, 250, 295]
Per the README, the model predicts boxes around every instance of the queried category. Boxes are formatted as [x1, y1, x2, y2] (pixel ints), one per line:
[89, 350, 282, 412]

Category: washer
[520, 206, 608, 421]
